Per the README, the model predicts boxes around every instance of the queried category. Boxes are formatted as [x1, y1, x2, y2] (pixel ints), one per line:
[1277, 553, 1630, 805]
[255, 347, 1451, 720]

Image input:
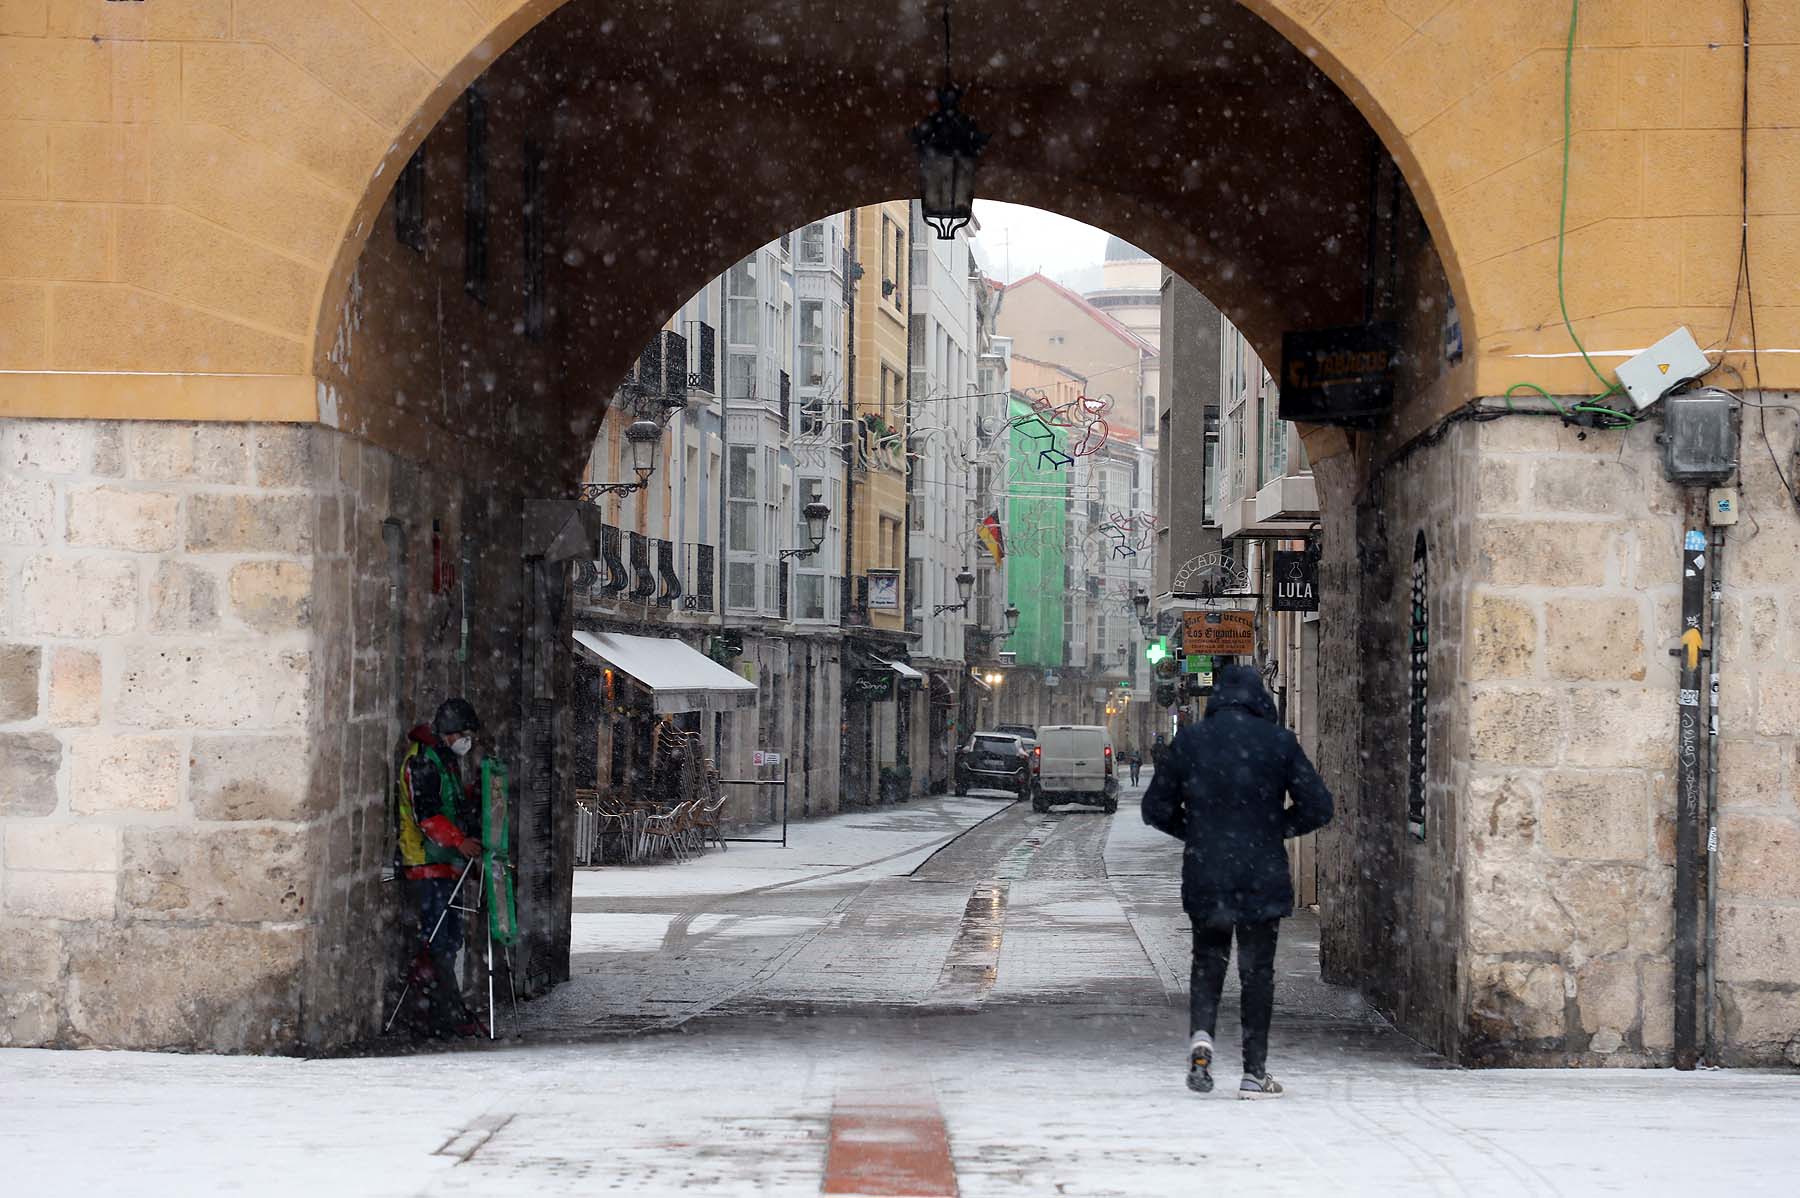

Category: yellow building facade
[847, 200, 911, 636]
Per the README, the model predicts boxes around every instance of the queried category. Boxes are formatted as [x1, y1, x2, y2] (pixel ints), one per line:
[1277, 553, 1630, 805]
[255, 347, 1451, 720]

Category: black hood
[1204, 665, 1278, 722]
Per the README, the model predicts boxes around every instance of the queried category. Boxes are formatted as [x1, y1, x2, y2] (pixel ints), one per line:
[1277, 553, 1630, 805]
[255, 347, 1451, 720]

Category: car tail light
[1104, 745, 1114, 774]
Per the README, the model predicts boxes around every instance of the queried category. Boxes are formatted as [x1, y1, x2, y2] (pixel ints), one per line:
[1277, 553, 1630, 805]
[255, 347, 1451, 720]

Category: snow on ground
[5, 787, 1798, 1195]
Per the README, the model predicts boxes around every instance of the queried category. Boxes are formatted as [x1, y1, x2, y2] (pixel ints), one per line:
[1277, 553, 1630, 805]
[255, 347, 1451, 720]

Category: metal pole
[485, 873, 496, 1042]
[1704, 526, 1726, 1064]
[1673, 507, 1706, 1070]
[781, 756, 790, 847]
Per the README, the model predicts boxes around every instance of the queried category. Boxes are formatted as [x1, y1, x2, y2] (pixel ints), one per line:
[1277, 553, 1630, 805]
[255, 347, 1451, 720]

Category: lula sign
[1271, 550, 1319, 613]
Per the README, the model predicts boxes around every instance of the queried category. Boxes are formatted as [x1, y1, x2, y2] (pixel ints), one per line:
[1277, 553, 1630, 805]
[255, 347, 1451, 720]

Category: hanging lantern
[911, 86, 989, 240]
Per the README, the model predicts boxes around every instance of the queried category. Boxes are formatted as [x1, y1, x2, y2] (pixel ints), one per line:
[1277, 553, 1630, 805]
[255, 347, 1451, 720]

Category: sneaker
[1186, 1033, 1214, 1093]
[1238, 1072, 1283, 1100]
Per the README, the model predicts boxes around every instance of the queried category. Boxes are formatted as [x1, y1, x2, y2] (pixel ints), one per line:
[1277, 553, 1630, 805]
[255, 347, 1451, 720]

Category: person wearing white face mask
[395, 696, 485, 1036]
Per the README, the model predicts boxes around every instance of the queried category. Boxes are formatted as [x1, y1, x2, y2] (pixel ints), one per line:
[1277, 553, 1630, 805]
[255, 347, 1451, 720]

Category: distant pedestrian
[1127, 748, 1143, 786]
[1140, 666, 1333, 1099]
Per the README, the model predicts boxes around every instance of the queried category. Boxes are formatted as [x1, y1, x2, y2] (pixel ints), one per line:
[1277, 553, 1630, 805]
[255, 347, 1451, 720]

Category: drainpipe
[1673, 494, 1706, 1071]
[1704, 525, 1727, 1064]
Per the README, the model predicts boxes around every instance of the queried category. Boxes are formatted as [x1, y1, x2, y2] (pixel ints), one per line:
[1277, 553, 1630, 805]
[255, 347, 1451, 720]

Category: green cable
[1555, 0, 1616, 393]
[1502, 0, 1632, 420]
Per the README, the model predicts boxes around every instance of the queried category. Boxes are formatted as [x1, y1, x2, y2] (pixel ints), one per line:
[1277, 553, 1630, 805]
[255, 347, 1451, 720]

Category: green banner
[480, 758, 518, 946]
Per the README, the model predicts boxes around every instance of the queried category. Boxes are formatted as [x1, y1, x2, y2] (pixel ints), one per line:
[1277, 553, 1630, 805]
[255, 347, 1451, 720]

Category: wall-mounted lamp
[579, 419, 664, 499]
[933, 567, 977, 616]
[780, 501, 833, 561]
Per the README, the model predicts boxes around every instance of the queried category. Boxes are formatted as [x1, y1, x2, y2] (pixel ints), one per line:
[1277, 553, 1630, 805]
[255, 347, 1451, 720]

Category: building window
[727, 257, 759, 348]
[395, 147, 425, 252]
[800, 222, 826, 265]
[881, 217, 895, 297]
[728, 444, 758, 553]
[1225, 382, 1249, 502]
[880, 515, 901, 568]
[894, 226, 906, 301]
[799, 300, 826, 388]
[796, 573, 825, 620]
[463, 86, 487, 303]
[1408, 531, 1428, 841]
[909, 314, 930, 402]
[521, 139, 545, 340]
[728, 352, 756, 403]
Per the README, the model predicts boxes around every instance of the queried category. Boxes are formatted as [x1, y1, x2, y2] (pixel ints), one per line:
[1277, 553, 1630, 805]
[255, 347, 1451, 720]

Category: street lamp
[932, 567, 977, 616]
[780, 501, 832, 561]
[578, 418, 664, 499]
[1002, 602, 1020, 636]
[911, 3, 989, 239]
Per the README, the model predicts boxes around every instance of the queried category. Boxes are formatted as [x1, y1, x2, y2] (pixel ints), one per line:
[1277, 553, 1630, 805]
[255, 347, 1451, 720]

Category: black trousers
[1189, 918, 1280, 1076]
[409, 877, 472, 1031]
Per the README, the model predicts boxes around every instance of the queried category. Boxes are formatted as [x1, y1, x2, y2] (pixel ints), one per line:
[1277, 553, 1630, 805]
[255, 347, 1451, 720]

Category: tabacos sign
[1271, 551, 1319, 613]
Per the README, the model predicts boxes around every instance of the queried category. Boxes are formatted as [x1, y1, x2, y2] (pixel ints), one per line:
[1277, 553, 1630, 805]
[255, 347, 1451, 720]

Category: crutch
[383, 856, 479, 1034]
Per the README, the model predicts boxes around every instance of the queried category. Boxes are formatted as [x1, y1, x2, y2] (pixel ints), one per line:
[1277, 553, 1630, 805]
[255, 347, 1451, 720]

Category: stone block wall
[1460, 414, 1684, 1064]
[1, 418, 340, 1048]
[0, 415, 569, 1051]
[1320, 405, 1800, 1066]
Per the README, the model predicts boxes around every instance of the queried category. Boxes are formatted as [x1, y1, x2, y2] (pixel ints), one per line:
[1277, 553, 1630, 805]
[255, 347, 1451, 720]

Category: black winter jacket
[1140, 666, 1334, 925]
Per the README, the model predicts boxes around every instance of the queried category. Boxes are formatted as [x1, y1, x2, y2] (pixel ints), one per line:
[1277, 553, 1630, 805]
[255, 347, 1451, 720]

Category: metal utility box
[1662, 388, 1738, 484]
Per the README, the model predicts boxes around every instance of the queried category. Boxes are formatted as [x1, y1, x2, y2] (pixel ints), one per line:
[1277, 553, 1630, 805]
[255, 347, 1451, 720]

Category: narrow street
[6, 780, 1796, 1196]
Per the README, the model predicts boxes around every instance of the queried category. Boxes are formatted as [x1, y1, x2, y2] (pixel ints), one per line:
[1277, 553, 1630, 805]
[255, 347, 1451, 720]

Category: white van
[1033, 724, 1117, 813]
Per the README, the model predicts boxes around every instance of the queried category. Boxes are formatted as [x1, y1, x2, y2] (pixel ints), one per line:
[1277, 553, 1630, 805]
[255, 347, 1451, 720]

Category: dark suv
[954, 733, 1033, 799]
[994, 724, 1040, 787]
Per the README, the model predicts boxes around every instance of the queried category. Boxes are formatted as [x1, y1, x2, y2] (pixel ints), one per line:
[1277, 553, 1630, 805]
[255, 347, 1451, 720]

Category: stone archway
[6, 2, 1799, 1065]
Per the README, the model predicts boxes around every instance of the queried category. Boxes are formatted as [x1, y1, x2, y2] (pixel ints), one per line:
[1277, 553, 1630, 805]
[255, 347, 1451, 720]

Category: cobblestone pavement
[5, 780, 1798, 1195]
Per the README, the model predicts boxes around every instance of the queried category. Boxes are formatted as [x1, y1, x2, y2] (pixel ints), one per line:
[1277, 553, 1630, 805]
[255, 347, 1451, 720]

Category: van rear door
[1040, 726, 1107, 795]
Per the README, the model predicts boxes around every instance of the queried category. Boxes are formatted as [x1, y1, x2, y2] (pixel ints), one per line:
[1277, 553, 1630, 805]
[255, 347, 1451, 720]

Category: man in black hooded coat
[1141, 664, 1333, 1098]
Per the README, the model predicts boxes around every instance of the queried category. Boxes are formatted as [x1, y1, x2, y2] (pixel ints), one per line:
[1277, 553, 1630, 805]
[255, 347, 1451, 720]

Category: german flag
[977, 512, 1005, 566]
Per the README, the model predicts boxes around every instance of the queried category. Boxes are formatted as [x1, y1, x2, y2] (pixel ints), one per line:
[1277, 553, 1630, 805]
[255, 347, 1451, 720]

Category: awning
[573, 630, 758, 714]
[872, 655, 924, 682]
[929, 673, 956, 704]
[966, 670, 992, 693]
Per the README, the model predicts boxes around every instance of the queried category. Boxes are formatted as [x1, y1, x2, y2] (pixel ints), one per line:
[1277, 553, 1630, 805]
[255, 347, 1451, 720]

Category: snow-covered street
[5, 785, 1798, 1195]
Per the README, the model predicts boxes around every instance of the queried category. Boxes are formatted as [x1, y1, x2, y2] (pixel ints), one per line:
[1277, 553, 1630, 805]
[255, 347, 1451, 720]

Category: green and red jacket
[397, 726, 477, 880]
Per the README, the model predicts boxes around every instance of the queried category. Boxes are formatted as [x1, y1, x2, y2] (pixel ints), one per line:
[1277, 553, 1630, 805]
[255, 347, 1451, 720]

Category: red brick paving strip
[821, 1096, 958, 1197]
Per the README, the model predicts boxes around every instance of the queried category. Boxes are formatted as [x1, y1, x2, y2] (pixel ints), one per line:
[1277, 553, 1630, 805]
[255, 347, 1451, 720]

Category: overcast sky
[969, 200, 1110, 288]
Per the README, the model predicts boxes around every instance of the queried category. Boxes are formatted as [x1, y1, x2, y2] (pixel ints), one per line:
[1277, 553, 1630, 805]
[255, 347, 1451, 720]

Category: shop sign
[867, 570, 900, 611]
[850, 669, 893, 702]
[1181, 610, 1255, 656]
[1271, 551, 1319, 613]
[1279, 322, 1397, 427]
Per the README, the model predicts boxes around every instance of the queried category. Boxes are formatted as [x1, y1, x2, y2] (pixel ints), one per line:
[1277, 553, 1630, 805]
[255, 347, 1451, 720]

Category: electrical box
[1662, 388, 1738, 484]
[1617, 326, 1710, 410]
[1709, 487, 1740, 526]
